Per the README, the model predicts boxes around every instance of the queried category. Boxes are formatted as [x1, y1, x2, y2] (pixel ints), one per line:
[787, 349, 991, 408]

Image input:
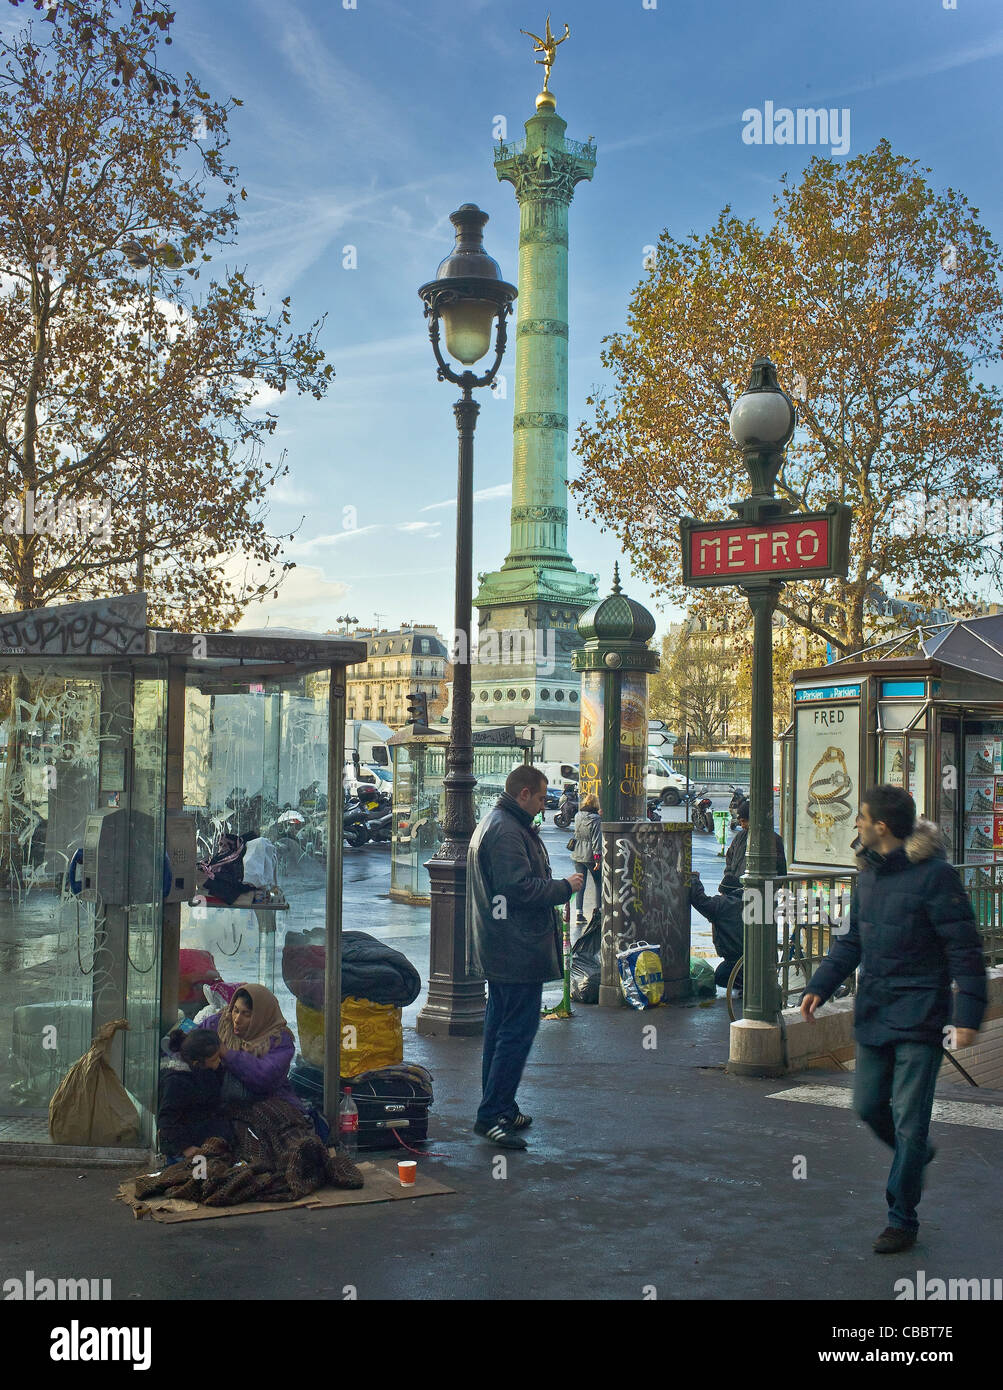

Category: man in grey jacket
[467, 765, 583, 1150]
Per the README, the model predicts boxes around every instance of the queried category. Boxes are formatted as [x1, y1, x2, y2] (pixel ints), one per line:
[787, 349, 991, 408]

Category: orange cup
[398, 1160, 417, 1187]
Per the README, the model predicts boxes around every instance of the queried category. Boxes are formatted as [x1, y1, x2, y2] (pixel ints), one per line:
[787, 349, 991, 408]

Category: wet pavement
[2, 808, 1000, 1303]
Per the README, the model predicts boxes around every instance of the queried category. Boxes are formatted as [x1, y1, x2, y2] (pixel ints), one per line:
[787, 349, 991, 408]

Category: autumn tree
[573, 141, 1003, 656]
[649, 623, 737, 749]
[0, 0, 332, 627]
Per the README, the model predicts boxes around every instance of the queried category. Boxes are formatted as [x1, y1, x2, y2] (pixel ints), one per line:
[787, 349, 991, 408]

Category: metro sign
[679, 503, 850, 588]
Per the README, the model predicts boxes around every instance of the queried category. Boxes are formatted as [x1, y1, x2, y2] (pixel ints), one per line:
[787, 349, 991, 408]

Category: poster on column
[617, 672, 647, 819]
[579, 671, 604, 809]
[794, 702, 860, 867]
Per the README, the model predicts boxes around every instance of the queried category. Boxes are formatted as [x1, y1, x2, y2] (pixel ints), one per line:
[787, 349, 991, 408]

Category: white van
[645, 754, 689, 802]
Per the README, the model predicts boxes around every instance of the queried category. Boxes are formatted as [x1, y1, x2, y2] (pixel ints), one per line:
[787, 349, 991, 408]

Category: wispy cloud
[396, 520, 440, 533]
[284, 524, 384, 555]
[419, 483, 511, 512]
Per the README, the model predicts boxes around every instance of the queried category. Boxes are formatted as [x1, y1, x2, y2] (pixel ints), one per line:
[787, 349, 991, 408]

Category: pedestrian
[689, 871, 744, 990]
[466, 764, 584, 1150]
[570, 792, 602, 930]
[725, 798, 787, 879]
[801, 785, 987, 1254]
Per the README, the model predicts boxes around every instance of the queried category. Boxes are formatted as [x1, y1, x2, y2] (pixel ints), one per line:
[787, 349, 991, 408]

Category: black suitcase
[289, 1062, 434, 1152]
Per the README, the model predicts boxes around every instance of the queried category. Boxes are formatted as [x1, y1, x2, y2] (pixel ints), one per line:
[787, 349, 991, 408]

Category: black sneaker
[510, 1110, 533, 1129]
[473, 1118, 527, 1150]
[873, 1226, 916, 1254]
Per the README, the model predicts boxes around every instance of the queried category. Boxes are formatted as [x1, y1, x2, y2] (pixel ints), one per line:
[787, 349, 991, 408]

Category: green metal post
[323, 664, 346, 1128]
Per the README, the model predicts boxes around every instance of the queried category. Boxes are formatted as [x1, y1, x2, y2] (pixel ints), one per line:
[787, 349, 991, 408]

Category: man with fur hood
[802, 785, 986, 1254]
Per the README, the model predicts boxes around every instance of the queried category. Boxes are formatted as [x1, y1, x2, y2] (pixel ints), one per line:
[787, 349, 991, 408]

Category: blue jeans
[477, 980, 543, 1126]
[854, 1040, 941, 1232]
[572, 862, 599, 916]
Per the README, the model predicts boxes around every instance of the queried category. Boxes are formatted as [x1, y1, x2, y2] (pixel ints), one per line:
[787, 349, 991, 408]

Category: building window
[348, 707, 355, 720]
[364, 685, 371, 698]
[364, 706, 371, 719]
[379, 684, 385, 697]
[378, 706, 385, 721]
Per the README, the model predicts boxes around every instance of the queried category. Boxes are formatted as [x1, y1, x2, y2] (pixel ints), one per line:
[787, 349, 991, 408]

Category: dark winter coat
[571, 809, 602, 866]
[157, 1067, 233, 1155]
[805, 819, 987, 1047]
[689, 876, 744, 963]
[466, 792, 572, 983]
[725, 826, 788, 879]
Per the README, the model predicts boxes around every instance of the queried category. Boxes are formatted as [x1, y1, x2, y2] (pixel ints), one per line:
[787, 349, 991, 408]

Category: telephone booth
[0, 594, 365, 1160]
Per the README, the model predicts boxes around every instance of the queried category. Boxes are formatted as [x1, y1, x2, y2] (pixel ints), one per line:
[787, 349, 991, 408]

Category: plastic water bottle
[338, 1087, 359, 1156]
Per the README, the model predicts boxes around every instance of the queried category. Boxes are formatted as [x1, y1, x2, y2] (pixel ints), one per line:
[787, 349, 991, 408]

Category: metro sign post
[680, 358, 851, 1067]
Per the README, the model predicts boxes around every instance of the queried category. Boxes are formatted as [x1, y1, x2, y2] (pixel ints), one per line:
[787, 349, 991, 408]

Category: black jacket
[690, 877, 744, 962]
[725, 826, 788, 879]
[157, 1066, 233, 1154]
[806, 820, 987, 1047]
[466, 792, 572, 983]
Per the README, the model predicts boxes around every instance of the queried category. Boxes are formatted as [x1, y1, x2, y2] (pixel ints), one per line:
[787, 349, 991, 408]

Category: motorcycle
[554, 785, 579, 830]
[682, 787, 714, 833]
[343, 788, 384, 848]
[727, 785, 747, 831]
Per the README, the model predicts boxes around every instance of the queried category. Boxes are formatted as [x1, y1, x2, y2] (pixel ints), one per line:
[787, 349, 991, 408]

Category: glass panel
[906, 736, 926, 818]
[878, 702, 924, 731]
[881, 736, 906, 785]
[938, 718, 959, 861]
[178, 674, 331, 1073]
[0, 664, 166, 1148]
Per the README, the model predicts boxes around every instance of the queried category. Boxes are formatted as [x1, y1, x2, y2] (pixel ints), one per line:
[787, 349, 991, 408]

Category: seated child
[158, 1028, 234, 1161]
[690, 872, 744, 992]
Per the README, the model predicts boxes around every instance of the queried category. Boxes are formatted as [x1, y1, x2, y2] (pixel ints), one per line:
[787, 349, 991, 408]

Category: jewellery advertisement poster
[795, 701, 860, 866]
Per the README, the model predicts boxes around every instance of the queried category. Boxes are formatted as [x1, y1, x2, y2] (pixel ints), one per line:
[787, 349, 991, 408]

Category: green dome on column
[577, 563, 656, 644]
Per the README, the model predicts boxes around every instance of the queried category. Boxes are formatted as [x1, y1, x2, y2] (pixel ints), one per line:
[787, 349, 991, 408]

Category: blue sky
[159, 0, 1003, 640]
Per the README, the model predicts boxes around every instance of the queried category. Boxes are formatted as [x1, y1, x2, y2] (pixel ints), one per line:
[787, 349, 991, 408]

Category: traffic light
[406, 691, 429, 728]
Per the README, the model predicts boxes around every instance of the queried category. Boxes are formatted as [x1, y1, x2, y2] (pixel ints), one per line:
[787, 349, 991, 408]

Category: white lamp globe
[729, 390, 795, 448]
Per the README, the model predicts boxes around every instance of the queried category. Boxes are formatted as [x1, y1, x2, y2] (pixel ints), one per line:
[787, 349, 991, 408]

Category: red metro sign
[679, 504, 851, 588]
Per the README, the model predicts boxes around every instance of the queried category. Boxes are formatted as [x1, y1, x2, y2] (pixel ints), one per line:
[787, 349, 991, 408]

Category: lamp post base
[726, 1017, 787, 1077]
[416, 853, 486, 1037]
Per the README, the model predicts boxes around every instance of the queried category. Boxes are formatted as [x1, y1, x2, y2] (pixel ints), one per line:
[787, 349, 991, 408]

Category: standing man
[801, 785, 986, 1253]
[467, 765, 583, 1150]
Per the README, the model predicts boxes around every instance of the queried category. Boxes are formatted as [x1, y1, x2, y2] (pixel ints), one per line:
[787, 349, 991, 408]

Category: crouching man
[801, 785, 986, 1253]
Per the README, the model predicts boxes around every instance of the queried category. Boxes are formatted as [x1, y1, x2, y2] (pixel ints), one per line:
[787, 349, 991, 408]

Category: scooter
[343, 789, 383, 848]
[727, 785, 747, 831]
[554, 785, 579, 829]
[687, 789, 714, 833]
[364, 805, 393, 843]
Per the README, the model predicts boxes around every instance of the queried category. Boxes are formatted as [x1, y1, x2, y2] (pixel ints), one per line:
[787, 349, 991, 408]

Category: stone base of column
[726, 1017, 787, 1076]
[598, 984, 624, 1008]
[416, 853, 486, 1036]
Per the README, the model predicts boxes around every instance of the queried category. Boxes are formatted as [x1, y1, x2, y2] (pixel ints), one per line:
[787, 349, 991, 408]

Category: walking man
[467, 765, 583, 1150]
[801, 785, 986, 1253]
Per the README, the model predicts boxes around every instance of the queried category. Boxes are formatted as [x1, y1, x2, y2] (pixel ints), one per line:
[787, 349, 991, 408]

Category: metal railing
[956, 860, 1003, 967]
[770, 873, 857, 1009]
[493, 135, 597, 164]
[668, 755, 751, 783]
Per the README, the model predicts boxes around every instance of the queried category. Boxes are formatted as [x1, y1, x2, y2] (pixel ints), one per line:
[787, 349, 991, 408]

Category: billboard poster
[794, 701, 860, 866]
[617, 672, 647, 819]
[579, 671, 604, 809]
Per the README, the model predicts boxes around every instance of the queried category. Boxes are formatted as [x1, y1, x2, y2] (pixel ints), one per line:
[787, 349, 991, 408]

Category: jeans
[477, 980, 543, 1126]
[572, 862, 600, 916]
[854, 1040, 941, 1232]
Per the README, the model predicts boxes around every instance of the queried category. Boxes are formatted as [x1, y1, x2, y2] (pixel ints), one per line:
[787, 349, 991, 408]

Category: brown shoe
[873, 1226, 916, 1254]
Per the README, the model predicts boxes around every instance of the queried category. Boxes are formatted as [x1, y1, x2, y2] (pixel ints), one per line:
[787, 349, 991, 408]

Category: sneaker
[510, 1110, 533, 1129]
[473, 1118, 527, 1150]
[873, 1225, 916, 1254]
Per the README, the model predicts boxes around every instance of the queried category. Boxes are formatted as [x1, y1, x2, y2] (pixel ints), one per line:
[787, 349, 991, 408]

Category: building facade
[337, 624, 450, 728]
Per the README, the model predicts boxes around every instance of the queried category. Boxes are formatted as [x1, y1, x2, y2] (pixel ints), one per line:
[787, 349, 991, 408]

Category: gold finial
[521, 14, 570, 110]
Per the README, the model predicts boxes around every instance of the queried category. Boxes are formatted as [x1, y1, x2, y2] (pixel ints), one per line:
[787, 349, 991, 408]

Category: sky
[147, 0, 1003, 641]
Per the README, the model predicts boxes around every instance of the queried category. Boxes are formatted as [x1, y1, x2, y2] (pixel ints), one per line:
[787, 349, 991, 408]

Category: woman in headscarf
[201, 983, 303, 1110]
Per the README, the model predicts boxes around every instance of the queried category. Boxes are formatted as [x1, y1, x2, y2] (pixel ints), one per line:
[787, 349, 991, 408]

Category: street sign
[679, 503, 850, 587]
[648, 719, 666, 730]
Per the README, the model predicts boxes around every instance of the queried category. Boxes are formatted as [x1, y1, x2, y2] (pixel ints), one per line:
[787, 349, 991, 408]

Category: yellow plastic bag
[296, 997, 403, 1077]
[48, 1019, 140, 1146]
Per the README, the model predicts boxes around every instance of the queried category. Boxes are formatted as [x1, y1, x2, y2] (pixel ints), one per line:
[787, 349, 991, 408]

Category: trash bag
[617, 942, 664, 1009]
[570, 910, 601, 1004]
[241, 837, 278, 888]
[49, 1019, 140, 1147]
[296, 997, 403, 1077]
[689, 956, 717, 998]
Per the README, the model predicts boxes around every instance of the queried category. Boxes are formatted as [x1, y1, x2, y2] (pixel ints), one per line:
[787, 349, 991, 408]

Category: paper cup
[398, 1160, 417, 1187]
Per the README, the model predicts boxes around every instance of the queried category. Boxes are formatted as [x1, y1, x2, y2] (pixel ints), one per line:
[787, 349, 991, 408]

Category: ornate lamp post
[727, 358, 796, 1034]
[416, 204, 517, 1036]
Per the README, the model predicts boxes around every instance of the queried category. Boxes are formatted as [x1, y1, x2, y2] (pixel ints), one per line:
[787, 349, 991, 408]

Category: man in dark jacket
[689, 872, 744, 990]
[467, 765, 583, 1150]
[725, 799, 787, 879]
[801, 785, 986, 1254]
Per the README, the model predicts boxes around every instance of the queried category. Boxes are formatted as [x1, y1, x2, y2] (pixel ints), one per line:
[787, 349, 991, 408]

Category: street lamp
[416, 203, 516, 1036]
[728, 357, 796, 1028]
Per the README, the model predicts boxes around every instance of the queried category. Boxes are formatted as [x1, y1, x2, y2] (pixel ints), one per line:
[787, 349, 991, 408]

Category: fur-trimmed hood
[854, 816, 945, 870]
